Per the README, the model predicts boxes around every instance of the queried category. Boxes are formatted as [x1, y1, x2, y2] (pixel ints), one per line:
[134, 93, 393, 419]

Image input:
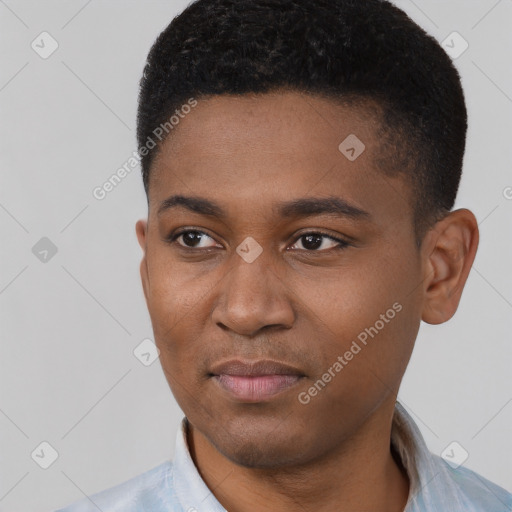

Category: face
[136, 91, 426, 469]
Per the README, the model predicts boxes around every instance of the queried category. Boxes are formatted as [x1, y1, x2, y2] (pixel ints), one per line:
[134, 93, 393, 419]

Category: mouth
[209, 359, 305, 402]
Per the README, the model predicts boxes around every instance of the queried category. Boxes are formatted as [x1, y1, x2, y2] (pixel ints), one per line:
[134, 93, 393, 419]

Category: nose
[211, 249, 295, 337]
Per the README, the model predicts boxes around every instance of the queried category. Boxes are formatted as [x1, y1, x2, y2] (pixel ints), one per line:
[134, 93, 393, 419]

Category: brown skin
[135, 91, 479, 512]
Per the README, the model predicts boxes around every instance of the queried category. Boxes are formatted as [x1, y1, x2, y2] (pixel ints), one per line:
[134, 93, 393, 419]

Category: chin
[220, 438, 304, 469]
[206, 418, 310, 469]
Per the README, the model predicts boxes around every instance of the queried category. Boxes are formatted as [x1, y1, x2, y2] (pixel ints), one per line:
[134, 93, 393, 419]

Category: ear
[135, 219, 150, 304]
[421, 209, 479, 324]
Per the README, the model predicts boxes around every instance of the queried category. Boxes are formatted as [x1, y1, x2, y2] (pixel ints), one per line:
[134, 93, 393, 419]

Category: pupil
[184, 231, 201, 247]
[303, 234, 322, 250]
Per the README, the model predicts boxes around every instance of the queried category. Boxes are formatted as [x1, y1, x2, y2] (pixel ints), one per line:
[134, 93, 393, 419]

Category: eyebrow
[157, 194, 370, 220]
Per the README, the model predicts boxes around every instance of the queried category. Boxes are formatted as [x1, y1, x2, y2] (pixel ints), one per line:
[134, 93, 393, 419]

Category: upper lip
[210, 359, 305, 377]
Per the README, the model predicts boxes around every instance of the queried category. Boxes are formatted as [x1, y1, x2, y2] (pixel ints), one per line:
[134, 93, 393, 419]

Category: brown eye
[289, 233, 349, 251]
[169, 230, 219, 249]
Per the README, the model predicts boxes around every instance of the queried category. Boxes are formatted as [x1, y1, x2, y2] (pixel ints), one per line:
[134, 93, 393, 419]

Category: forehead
[154, 91, 380, 165]
[148, 91, 412, 227]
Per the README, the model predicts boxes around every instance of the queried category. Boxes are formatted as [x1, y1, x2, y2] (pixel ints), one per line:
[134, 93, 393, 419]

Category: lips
[210, 359, 305, 402]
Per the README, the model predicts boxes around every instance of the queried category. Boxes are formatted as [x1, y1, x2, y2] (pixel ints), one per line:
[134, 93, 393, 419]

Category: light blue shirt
[56, 402, 512, 511]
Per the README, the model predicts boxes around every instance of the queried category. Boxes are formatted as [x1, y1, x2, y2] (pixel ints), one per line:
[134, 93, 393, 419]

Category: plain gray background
[1, 1, 511, 510]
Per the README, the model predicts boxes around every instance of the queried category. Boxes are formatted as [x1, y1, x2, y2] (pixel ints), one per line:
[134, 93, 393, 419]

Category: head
[135, 0, 478, 468]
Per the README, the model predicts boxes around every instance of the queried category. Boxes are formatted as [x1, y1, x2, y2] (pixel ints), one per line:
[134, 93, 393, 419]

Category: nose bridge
[212, 243, 294, 335]
[229, 246, 274, 300]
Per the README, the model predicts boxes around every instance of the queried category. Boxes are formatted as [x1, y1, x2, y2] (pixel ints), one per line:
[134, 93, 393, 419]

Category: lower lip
[213, 374, 302, 402]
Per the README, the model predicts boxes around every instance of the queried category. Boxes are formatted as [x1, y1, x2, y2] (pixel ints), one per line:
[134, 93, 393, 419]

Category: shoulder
[54, 460, 181, 512]
[430, 454, 512, 511]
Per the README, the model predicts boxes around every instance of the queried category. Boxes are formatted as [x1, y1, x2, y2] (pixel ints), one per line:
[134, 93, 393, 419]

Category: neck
[187, 403, 410, 512]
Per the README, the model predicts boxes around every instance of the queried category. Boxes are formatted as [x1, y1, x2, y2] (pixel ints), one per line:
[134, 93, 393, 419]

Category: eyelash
[165, 229, 351, 253]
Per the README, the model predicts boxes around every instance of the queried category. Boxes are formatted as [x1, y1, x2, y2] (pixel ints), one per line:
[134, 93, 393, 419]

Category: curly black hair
[136, 0, 467, 239]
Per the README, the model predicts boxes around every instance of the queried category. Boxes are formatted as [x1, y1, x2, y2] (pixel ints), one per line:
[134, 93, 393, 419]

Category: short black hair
[136, 0, 467, 241]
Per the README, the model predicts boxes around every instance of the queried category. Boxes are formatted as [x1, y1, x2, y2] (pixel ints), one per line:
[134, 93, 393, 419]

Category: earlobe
[421, 209, 479, 325]
[135, 219, 150, 303]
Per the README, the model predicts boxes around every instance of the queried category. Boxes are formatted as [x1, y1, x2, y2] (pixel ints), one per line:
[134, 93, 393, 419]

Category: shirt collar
[171, 402, 461, 512]
[391, 401, 434, 510]
[391, 401, 473, 511]
[172, 417, 227, 512]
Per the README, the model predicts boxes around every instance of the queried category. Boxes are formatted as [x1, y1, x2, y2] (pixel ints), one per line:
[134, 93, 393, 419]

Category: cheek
[295, 301, 418, 438]
[145, 258, 208, 360]
[307, 246, 422, 386]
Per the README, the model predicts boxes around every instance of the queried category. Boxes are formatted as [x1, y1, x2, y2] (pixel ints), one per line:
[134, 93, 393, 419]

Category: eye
[166, 229, 350, 252]
[169, 229, 220, 249]
[289, 232, 350, 252]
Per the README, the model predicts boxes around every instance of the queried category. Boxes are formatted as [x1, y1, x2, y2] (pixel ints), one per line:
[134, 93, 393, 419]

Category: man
[58, 0, 512, 510]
